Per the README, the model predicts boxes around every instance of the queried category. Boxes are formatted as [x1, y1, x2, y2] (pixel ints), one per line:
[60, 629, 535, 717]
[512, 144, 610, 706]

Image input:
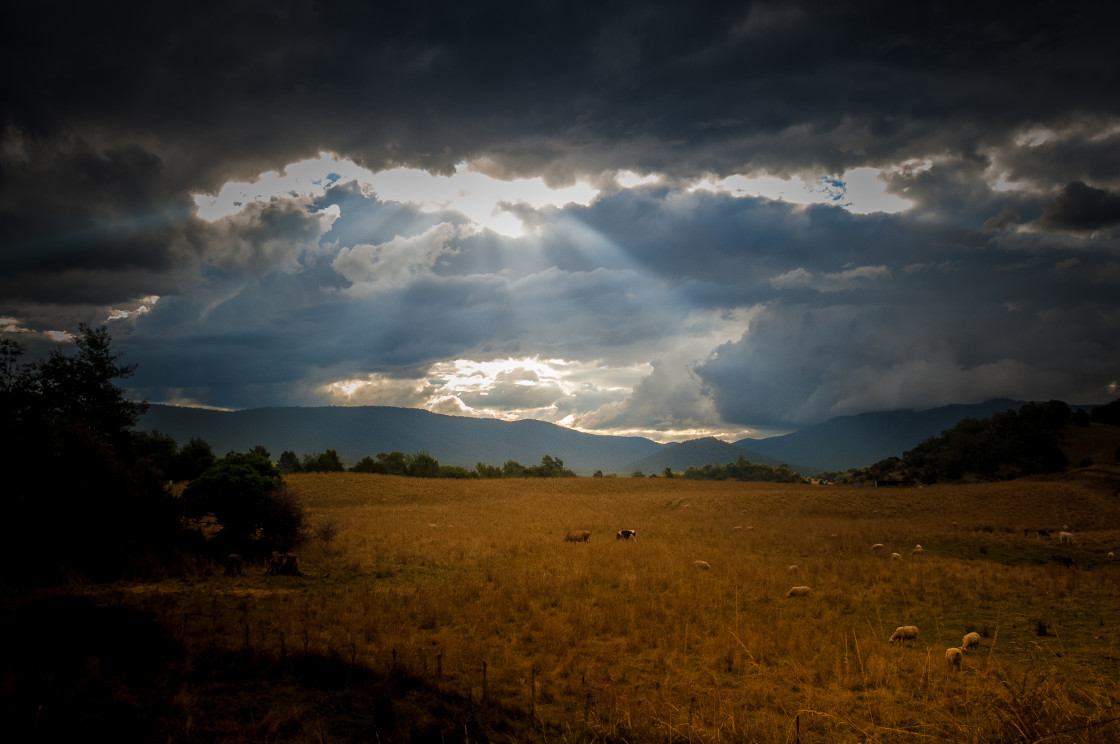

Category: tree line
[680, 455, 805, 483]
[273, 448, 576, 478]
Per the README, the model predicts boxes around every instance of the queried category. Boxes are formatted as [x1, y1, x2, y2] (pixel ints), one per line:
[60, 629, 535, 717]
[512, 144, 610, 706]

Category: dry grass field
[13, 470, 1120, 743]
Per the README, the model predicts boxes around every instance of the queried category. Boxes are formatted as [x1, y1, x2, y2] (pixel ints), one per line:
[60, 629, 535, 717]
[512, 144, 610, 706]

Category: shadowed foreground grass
[5, 473, 1120, 742]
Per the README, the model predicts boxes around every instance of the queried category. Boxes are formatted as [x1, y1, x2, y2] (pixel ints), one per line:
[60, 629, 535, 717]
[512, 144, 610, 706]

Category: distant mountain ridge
[136, 399, 1043, 477]
[736, 399, 1029, 472]
[137, 405, 663, 476]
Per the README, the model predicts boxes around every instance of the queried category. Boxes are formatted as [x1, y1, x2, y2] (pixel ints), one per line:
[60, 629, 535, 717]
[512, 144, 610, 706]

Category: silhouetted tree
[278, 450, 303, 472]
[406, 450, 440, 477]
[35, 324, 147, 449]
[350, 455, 379, 473]
[302, 449, 344, 472]
[0, 327, 180, 584]
[130, 429, 179, 476]
[171, 437, 217, 480]
[475, 462, 503, 478]
[503, 460, 529, 477]
[376, 451, 409, 475]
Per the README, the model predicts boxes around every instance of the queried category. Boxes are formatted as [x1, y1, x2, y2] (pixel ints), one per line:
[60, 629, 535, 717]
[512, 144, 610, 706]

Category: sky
[2, 1, 1119, 443]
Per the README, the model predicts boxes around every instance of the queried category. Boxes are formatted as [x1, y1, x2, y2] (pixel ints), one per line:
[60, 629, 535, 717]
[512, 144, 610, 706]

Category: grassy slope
[7, 470, 1120, 743]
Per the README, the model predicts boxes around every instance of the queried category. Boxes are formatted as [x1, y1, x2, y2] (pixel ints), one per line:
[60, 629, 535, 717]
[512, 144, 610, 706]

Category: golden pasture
[109, 474, 1120, 741]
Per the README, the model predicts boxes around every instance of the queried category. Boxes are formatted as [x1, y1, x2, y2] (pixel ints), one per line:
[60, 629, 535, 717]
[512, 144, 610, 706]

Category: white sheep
[693, 560, 711, 570]
[889, 625, 919, 643]
[945, 647, 963, 671]
[1059, 531, 1074, 544]
[1109, 552, 1115, 561]
[891, 552, 902, 561]
[785, 585, 811, 598]
[912, 545, 925, 555]
[962, 632, 981, 652]
[871, 543, 885, 552]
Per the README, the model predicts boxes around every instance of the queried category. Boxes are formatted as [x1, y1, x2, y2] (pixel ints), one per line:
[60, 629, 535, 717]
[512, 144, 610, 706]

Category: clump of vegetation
[181, 451, 307, 556]
[682, 454, 804, 482]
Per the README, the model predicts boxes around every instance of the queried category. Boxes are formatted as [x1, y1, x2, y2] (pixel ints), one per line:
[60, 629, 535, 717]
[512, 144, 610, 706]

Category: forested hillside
[822, 400, 1120, 485]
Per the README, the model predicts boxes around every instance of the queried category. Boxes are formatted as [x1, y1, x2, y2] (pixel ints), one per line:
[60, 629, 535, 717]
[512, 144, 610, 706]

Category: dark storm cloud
[1036, 181, 1120, 232]
[694, 252, 1120, 428]
[4, 0, 1120, 431]
[7, 1, 1120, 184]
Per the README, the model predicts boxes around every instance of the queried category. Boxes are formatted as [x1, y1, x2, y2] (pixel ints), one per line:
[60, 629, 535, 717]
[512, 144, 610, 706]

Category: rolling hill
[137, 405, 663, 476]
[137, 398, 1082, 477]
[736, 399, 1030, 472]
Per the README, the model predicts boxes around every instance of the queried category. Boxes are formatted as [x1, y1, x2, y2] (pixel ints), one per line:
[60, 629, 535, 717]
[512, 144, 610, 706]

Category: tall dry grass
[92, 474, 1120, 742]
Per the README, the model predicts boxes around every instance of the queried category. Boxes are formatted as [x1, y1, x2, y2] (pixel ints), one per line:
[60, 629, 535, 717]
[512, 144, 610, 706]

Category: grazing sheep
[787, 565, 799, 574]
[565, 529, 592, 543]
[891, 552, 902, 561]
[962, 632, 981, 652]
[889, 625, 919, 643]
[1109, 552, 1115, 561]
[731, 525, 743, 531]
[693, 560, 711, 570]
[1059, 531, 1074, 544]
[785, 586, 811, 598]
[871, 543, 885, 552]
[616, 529, 637, 540]
[912, 545, 925, 555]
[945, 647, 963, 671]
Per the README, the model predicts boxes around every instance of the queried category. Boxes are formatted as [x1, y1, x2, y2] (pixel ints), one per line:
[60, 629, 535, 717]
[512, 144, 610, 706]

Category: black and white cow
[616, 529, 637, 540]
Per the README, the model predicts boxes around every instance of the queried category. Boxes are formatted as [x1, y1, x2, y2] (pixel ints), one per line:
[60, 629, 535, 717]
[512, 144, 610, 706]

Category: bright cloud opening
[194, 153, 599, 237]
[320, 356, 652, 423]
[366, 165, 598, 237]
[693, 167, 913, 213]
[107, 295, 160, 323]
